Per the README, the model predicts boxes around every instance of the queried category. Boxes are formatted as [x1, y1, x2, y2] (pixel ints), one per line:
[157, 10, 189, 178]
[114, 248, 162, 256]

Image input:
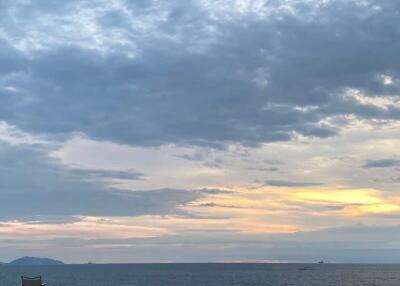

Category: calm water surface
[1, 263, 399, 286]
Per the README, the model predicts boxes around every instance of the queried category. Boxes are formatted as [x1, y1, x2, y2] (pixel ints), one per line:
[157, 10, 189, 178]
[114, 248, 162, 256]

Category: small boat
[298, 266, 314, 271]
[318, 260, 324, 264]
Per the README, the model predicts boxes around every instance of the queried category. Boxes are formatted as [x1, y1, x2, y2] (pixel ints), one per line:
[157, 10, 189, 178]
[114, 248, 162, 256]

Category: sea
[1, 263, 399, 286]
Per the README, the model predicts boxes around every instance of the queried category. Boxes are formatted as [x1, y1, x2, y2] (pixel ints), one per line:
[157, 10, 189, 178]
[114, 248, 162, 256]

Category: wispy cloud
[68, 168, 145, 180]
[265, 180, 323, 187]
[364, 159, 400, 168]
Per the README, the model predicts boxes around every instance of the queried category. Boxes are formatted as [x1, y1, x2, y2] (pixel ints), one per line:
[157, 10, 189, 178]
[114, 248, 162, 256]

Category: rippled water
[1, 263, 399, 286]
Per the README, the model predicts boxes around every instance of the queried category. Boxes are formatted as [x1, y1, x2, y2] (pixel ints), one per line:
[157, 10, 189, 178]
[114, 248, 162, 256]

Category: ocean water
[1, 263, 399, 286]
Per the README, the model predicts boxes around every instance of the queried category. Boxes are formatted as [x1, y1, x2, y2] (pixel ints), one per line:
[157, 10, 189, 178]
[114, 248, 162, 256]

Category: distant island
[8, 256, 64, 266]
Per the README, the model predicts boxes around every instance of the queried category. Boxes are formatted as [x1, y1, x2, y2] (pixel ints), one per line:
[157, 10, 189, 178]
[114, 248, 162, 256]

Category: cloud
[0, 0, 399, 148]
[0, 142, 210, 219]
[68, 168, 145, 180]
[247, 166, 279, 172]
[192, 202, 248, 209]
[265, 180, 323, 187]
[363, 159, 400, 168]
[175, 152, 224, 168]
[263, 160, 284, 165]
[196, 189, 235, 195]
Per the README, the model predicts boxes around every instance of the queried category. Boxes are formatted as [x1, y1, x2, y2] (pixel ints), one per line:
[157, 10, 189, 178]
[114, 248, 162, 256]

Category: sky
[0, 0, 400, 264]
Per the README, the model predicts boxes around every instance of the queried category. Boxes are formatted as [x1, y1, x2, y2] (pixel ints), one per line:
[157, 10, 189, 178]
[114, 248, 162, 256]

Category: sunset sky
[1, 0, 400, 263]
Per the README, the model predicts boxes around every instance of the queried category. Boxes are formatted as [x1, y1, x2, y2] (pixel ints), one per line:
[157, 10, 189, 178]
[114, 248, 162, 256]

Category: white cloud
[381, 74, 393, 85]
[0, 121, 48, 145]
[343, 88, 400, 110]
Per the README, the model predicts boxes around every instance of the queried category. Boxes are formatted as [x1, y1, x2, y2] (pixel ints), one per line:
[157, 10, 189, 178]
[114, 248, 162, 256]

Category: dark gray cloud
[196, 188, 235, 195]
[364, 159, 400, 168]
[0, 142, 207, 219]
[193, 202, 248, 209]
[0, 0, 399, 147]
[265, 180, 323, 187]
[68, 168, 145, 180]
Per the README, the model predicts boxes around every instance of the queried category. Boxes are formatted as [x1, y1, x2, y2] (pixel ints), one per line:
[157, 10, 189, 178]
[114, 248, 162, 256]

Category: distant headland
[6, 256, 64, 266]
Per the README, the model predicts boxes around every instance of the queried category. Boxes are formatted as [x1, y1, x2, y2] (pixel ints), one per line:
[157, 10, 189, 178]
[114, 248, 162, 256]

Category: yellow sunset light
[295, 189, 382, 205]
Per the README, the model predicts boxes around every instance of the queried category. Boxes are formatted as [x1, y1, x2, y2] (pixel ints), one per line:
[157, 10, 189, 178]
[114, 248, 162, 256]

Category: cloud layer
[0, 0, 400, 262]
[0, 0, 399, 147]
[0, 141, 208, 219]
